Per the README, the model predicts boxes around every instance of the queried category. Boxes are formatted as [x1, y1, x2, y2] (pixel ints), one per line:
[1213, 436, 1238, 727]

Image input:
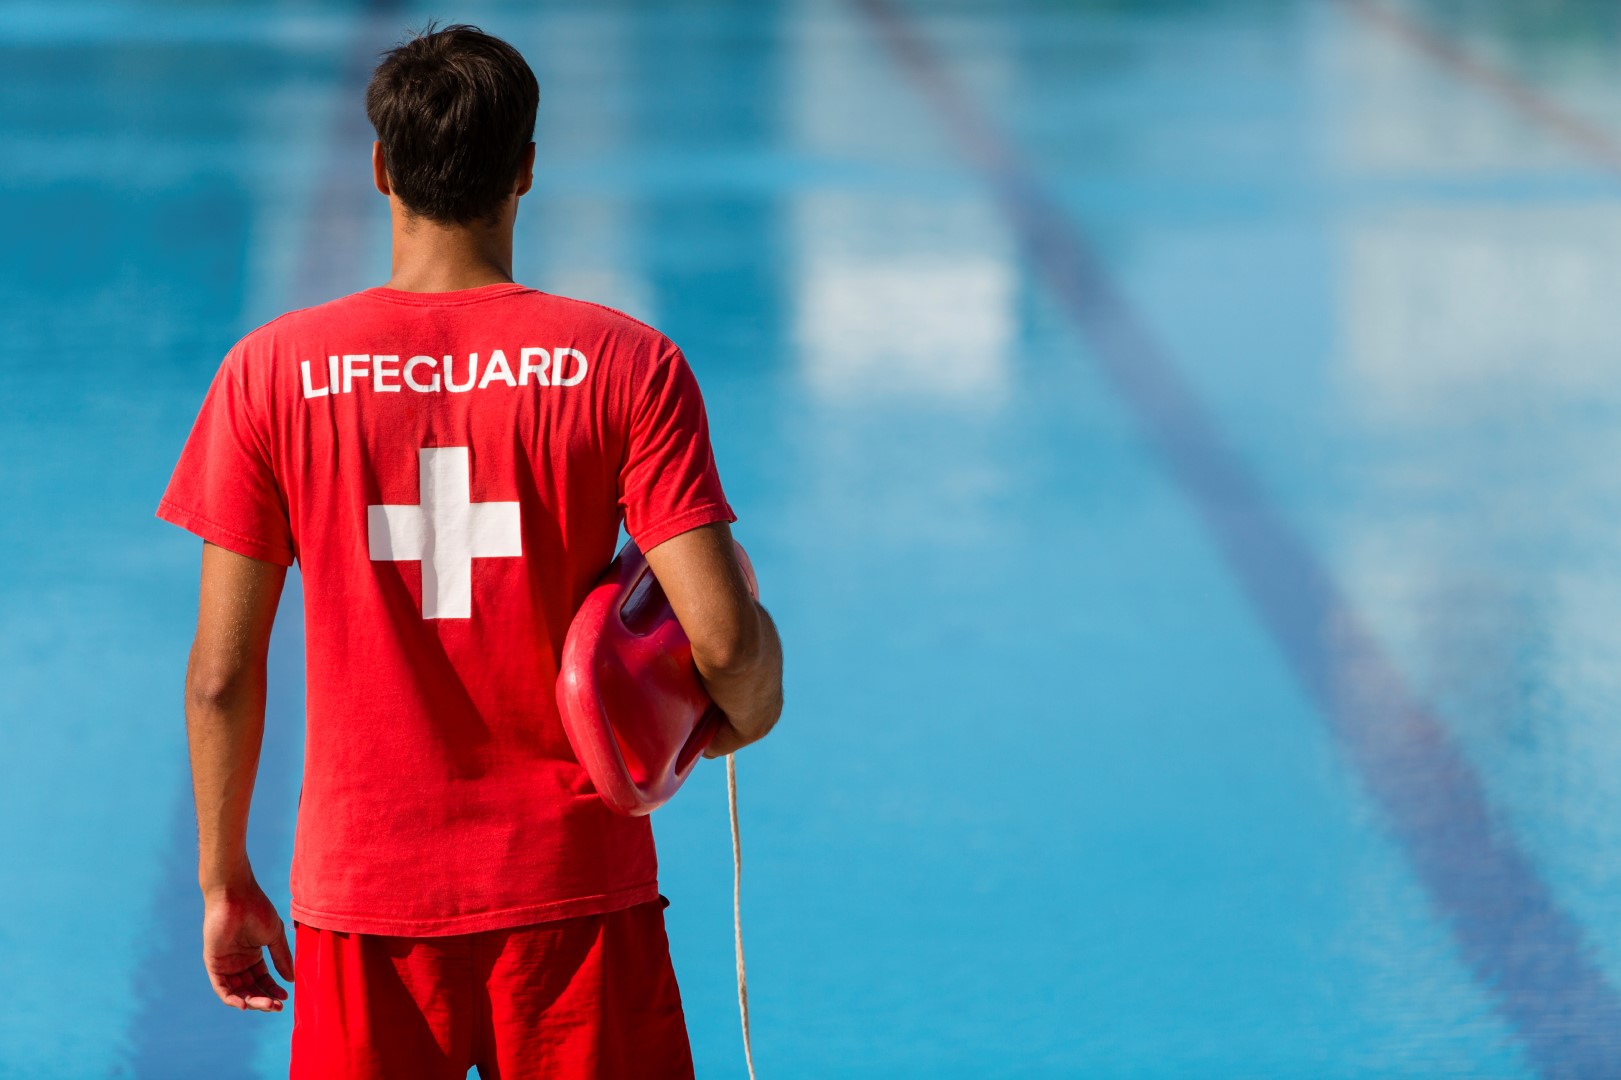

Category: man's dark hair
[366, 22, 539, 226]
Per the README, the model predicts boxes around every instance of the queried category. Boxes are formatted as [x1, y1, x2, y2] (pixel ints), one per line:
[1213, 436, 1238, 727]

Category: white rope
[727, 753, 757, 1080]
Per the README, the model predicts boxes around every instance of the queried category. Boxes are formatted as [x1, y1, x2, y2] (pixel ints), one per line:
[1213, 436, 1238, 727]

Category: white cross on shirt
[367, 447, 522, 619]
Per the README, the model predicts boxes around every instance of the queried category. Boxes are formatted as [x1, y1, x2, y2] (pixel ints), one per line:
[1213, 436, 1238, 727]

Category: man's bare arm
[189, 541, 284, 891]
[643, 522, 784, 757]
[187, 540, 294, 1011]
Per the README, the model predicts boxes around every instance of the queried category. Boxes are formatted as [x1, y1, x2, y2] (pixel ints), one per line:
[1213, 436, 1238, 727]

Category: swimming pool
[5, 1, 1621, 1075]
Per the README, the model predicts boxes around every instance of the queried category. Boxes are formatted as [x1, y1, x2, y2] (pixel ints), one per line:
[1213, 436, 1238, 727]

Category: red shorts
[289, 896, 693, 1079]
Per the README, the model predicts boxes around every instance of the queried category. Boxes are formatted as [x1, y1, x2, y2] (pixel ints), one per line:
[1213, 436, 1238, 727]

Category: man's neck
[383, 203, 518, 293]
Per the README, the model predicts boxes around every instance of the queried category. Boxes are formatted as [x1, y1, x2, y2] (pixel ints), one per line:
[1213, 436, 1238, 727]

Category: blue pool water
[6, 1, 1621, 1076]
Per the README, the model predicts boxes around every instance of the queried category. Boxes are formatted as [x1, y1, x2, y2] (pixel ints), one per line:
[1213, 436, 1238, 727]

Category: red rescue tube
[557, 538, 758, 815]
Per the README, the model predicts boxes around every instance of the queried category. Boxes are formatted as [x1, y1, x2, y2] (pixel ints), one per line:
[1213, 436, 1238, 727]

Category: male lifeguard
[156, 23, 783, 1078]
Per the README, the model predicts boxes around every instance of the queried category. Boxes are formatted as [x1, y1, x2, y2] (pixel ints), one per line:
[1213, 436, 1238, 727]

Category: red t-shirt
[156, 282, 736, 936]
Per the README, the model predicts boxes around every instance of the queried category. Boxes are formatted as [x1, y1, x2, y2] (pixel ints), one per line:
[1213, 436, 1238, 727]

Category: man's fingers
[208, 952, 286, 1011]
[210, 973, 250, 1011]
[269, 925, 296, 983]
[703, 726, 747, 758]
[251, 970, 288, 1002]
[232, 981, 284, 1012]
[241, 956, 288, 1005]
[243, 979, 287, 1011]
[208, 971, 243, 1010]
[219, 985, 285, 1012]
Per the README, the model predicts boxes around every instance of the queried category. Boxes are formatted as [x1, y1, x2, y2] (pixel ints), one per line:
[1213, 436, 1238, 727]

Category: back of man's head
[366, 22, 539, 227]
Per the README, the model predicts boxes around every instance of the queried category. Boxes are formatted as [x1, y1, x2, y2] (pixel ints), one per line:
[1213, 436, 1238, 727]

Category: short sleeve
[618, 345, 736, 551]
[155, 345, 295, 566]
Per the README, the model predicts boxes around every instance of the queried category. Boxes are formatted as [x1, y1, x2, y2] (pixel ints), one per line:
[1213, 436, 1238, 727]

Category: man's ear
[514, 142, 536, 197]
[372, 141, 391, 196]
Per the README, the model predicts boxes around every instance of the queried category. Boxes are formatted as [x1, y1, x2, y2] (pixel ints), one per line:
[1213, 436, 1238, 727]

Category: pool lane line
[1342, 0, 1621, 176]
[852, 0, 1621, 1075]
[126, 3, 399, 1076]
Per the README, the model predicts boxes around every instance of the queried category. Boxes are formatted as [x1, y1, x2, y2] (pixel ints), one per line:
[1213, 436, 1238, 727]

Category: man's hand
[703, 716, 754, 759]
[202, 877, 294, 1012]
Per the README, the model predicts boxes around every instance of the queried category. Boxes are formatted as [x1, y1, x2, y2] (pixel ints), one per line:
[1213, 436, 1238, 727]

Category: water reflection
[1340, 206, 1621, 416]
[791, 192, 1014, 405]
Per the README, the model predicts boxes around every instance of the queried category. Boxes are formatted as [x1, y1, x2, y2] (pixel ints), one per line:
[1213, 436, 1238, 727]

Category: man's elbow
[689, 609, 763, 678]
[186, 655, 262, 713]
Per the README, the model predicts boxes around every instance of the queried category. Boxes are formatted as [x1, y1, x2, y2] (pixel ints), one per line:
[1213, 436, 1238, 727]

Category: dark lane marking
[853, 0, 1621, 1075]
[1343, 0, 1621, 176]
[127, 3, 398, 1076]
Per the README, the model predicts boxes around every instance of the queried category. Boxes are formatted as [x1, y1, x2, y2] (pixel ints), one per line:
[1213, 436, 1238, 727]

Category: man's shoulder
[533, 291, 674, 350]
[223, 297, 349, 366]
[234, 290, 375, 347]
